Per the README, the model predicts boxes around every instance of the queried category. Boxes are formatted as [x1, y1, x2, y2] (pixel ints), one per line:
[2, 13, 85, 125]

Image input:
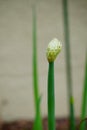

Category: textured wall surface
[0, 0, 87, 121]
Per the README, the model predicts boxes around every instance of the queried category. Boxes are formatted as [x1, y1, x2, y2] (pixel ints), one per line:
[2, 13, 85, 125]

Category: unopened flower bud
[46, 38, 62, 62]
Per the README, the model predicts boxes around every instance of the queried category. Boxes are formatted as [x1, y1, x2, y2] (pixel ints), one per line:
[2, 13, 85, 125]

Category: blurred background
[0, 0, 86, 121]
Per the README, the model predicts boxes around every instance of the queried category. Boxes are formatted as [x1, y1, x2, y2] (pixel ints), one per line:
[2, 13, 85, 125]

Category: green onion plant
[80, 52, 87, 130]
[32, 5, 43, 130]
[46, 38, 62, 130]
[62, 0, 76, 130]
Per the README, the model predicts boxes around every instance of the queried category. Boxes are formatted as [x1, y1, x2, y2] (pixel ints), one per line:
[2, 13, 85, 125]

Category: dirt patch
[0, 118, 80, 130]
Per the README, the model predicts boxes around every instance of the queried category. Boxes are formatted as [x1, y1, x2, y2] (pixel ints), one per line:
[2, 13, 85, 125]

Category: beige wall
[0, 0, 87, 121]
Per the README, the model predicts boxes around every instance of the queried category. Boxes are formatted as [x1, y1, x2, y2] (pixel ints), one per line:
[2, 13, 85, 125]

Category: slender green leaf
[62, 0, 75, 129]
[32, 5, 43, 130]
[80, 52, 87, 130]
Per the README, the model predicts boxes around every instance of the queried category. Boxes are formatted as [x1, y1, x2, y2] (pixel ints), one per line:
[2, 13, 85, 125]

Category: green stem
[48, 62, 55, 130]
[62, 0, 75, 130]
[80, 54, 87, 130]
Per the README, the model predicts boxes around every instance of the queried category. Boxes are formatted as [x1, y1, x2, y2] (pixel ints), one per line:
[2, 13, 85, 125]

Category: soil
[0, 118, 80, 130]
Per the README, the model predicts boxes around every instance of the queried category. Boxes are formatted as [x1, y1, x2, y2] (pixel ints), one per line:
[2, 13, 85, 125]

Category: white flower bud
[46, 38, 62, 62]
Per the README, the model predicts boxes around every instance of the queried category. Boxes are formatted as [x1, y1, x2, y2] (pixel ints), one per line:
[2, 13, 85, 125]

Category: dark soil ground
[0, 118, 81, 130]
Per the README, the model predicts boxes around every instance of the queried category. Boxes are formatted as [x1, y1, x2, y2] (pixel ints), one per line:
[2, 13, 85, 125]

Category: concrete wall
[0, 0, 87, 121]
